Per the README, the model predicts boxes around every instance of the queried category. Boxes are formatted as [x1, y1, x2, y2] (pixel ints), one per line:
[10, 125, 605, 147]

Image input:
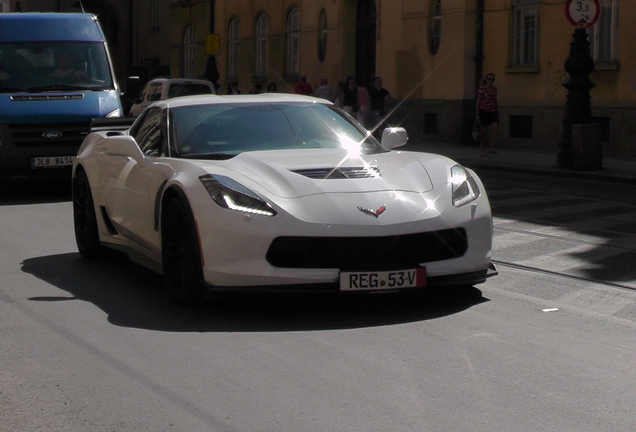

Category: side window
[148, 83, 162, 101]
[130, 107, 165, 156]
[138, 83, 151, 102]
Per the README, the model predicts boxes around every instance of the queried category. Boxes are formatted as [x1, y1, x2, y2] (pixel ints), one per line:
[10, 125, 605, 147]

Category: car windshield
[171, 102, 385, 158]
[0, 41, 114, 92]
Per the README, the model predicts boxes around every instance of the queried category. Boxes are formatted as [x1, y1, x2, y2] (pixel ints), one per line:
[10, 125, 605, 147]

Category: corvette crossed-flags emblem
[357, 205, 387, 218]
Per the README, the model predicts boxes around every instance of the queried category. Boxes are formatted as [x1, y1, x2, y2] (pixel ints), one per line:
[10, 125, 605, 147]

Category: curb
[455, 160, 636, 185]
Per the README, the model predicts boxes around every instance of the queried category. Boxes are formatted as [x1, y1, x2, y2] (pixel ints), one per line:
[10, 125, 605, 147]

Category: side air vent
[293, 166, 380, 180]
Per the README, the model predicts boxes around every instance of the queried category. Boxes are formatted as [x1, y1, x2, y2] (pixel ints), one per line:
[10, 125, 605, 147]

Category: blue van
[0, 13, 122, 178]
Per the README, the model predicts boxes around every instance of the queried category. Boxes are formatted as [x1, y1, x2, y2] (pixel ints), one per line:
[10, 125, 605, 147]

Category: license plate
[31, 156, 75, 168]
[340, 268, 426, 291]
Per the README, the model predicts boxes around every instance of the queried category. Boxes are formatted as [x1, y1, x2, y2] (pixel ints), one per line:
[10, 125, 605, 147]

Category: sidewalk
[403, 139, 636, 185]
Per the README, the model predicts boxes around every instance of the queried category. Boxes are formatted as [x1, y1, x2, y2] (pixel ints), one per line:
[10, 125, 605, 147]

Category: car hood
[197, 148, 435, 199]
[0, 91, 120, 123]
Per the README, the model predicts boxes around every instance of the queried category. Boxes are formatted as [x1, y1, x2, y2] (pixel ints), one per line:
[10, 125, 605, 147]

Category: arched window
[318, 9, 328, 62]
[286, 8, 300, 77]
[150, 0, 159, 29]
[183, 25, 196, 78]
[227, 18, 239, 81]
[255, 13, 268, 78]
[430, 0, 442, 54]
[0, 0, 10, 12]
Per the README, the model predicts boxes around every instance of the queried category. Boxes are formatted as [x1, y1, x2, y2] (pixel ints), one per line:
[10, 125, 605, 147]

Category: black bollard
[556, 28, 596, 169]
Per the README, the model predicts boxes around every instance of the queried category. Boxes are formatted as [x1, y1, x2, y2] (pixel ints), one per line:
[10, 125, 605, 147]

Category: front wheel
[73, 170, 104, 258]
[161, 198, 207, 304]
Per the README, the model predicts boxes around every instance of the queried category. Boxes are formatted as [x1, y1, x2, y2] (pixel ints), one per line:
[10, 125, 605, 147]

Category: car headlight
[451, 165, 481, 207]
[199, 174, 277, 217]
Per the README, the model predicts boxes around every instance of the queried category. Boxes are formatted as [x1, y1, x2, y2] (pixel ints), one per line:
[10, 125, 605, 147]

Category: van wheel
[161, 198, 207, 304]
[73, 170, 104, 258]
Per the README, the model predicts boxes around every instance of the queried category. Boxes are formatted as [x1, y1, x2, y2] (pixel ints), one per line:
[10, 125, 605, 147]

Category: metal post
[556, 28, 596, 169]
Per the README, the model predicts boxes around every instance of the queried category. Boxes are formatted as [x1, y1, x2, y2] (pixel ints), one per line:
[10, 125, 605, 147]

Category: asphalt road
[1, 174, 636, 432]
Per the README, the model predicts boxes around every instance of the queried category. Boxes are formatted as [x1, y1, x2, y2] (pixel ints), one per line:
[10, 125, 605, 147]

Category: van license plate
[31, 156, 75, 168]
[340, 268, 426, 291]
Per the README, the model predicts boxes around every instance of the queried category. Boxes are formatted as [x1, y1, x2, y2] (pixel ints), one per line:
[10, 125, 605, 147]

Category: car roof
[157, 93, 333, 109]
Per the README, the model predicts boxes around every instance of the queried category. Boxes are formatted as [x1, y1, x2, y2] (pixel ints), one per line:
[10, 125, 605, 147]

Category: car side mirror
[103, 136, 147, 164]
[381, 127, 408, 150]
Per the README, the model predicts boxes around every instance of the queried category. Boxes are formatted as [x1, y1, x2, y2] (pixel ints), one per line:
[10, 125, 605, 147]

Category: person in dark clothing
[368, 76, 391, 138]
[339, 76, 359, 117]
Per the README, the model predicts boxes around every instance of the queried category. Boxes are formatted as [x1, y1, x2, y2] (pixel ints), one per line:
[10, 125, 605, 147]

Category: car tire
[73, 170, 105, 258]
[161, 198, 207, 305]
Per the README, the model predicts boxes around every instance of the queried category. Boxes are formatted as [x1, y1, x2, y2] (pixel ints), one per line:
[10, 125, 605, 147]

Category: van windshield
[0, 41, 114, 92]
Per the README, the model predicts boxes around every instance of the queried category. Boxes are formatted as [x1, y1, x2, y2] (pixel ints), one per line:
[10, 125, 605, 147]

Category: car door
[101, 107, 167, 251]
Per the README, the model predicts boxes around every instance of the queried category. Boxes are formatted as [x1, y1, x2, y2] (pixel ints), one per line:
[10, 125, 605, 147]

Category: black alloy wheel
[161, 198, 207, 304]
[73, 170, 104, 258]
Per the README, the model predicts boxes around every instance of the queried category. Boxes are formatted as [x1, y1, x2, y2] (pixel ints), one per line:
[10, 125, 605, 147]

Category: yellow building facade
[159, 0, 636, 157]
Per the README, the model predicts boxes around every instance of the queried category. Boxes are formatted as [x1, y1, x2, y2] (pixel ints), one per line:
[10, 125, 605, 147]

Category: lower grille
[266, 228, 468, 270]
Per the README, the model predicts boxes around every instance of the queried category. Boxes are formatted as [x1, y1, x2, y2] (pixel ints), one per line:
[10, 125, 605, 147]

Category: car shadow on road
[21, 252, 489, 332]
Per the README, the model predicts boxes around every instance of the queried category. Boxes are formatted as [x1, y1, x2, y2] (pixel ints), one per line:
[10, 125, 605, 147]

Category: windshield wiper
[0, 87, 25, 93]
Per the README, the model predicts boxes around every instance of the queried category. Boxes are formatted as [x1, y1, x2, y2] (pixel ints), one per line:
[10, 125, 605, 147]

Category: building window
[150, 0, 159, 30]
[255, 13, 268, 79]
[183, 25, 196, 78]
[511, 1, 539, 68]
[589, 0, 616, 63]
[430, 0, 442, 54]
[318, 9, 328, 62]
[0, 0, 9, 12]
[228, 18, 239, 81]
[286, 8, 300, 77]
[509, 115, 533, 139]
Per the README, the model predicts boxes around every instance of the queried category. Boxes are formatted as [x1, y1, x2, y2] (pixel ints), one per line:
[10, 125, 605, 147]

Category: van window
[0, 41, 114, 92]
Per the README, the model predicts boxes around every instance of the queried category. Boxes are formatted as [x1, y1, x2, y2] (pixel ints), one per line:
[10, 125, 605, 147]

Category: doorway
[355, 0, 376, 88]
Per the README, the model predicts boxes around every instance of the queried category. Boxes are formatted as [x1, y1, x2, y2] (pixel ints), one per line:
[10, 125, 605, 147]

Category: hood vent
[10, 94, 84, 101]
[293, 166, 380, 180]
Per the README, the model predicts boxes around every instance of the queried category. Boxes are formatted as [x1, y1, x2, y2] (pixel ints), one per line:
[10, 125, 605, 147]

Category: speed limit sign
[565, 0, 601, 28]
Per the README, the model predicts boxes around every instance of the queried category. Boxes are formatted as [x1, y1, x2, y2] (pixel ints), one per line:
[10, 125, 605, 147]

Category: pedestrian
[293, 75, 313, 95]
[227, 82, 241, 95]
[248, 83, 262, 94]
[357, 83, 370, 126]
[266, 82, 278, 93]
[340, 76, 359, 118]
[313, 78, 333, 101]
[368, 76, 391, 138]
[333, 81, 344, 107]
[476, 72, 499, 157]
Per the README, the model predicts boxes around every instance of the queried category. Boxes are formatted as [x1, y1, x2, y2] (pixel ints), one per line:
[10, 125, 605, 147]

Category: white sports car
[73, 94, 496, 303]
